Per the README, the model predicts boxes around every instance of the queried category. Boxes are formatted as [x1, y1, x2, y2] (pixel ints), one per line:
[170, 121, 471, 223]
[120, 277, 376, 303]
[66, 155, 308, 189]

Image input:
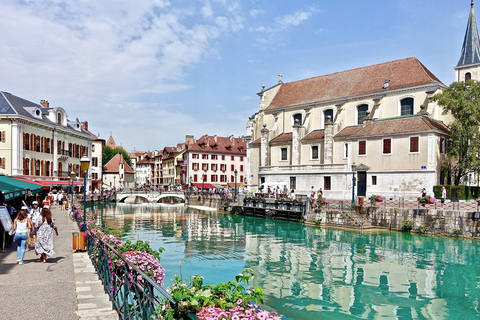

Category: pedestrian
[35, 208, 58, 263]
[28, 201, 41, 251]
[318, 188, 323, 199]
[421, 188, 427, 198]
[311, 186, 315, 197]
[42, 196, 51, 207]
[441, 186, 447, 208]
[12, 209, 32, 265]
[290, 186, 295, 200]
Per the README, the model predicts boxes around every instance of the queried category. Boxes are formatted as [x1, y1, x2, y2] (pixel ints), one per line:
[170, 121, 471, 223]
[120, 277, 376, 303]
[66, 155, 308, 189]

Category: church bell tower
[455, 1, 480, 81]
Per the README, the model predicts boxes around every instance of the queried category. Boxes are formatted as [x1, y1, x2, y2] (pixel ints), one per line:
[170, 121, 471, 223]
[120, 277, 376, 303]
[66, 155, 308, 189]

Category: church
[246, 2, 480, 200]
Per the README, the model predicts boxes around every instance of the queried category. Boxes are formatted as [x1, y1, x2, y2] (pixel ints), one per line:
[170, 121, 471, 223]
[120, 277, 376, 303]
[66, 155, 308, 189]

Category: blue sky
[0, 0, 473, 151]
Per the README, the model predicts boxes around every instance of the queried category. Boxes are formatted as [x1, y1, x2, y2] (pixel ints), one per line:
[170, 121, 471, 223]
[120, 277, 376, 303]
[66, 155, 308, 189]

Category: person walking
[441, 186, 447, 208]
[35, 208, 59, 263]
[28, 201, 41, 251]
[12, 209, 32, 265]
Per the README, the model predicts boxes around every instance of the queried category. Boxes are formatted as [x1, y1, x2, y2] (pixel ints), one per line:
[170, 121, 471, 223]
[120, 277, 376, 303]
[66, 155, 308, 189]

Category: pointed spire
[457, 1, 480, 67]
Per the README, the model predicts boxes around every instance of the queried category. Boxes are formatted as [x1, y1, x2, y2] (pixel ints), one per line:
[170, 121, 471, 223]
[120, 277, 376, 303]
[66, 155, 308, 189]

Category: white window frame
[409, 135, 420, 154]
[343, 142, 349, 160]
[280, 147, 289, 162]
[398, 95, 415, 116]
[310, 145, 319, 160]
[358, 140, 367, 157]
[382, 137, 392, 155]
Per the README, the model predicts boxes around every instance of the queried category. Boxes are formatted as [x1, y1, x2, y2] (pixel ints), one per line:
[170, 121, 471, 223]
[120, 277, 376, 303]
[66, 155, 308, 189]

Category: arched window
[57, 112, 62, 125]
[324, 109, 334, 124]
[357, 104, 368, 125]
[400, 98, 414, 116]
[293, 113, 302, 126]
[465, 72, 472, 81]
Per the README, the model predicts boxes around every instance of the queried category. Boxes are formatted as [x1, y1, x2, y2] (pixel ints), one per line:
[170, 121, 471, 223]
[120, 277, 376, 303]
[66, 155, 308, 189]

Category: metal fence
[86, 232, 198, 320]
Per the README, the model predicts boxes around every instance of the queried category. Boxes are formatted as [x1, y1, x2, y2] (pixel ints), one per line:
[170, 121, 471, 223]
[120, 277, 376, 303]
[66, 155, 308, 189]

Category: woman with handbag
[35, 208, 58, 263]
[12, 209, 32, 265]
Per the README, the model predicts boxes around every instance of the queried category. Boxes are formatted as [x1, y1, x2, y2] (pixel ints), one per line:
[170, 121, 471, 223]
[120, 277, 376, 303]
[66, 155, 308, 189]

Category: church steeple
[455, 1, 480, 81]
[457, 2, 480, 67]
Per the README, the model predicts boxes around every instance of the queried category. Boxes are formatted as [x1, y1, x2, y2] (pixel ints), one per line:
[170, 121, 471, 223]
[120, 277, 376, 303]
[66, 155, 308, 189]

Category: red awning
[40, 180, 84, 186]
[13, 177, 50, 190]
[192, 183, 217, 189]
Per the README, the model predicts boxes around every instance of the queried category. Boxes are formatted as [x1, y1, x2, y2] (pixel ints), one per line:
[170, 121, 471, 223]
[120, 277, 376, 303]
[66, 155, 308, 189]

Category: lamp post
[351, 162, 356, 208]
[70, 171, 75, 212]
[113, 176, 116, 191]
[234, 169, 238, 202]
[202, 174, 205, 190]
[80, 155, 90, 232]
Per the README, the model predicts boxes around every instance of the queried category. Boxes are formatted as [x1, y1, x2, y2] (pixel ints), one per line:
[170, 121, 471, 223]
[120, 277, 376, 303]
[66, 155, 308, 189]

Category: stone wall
[314, 206, 480, 238]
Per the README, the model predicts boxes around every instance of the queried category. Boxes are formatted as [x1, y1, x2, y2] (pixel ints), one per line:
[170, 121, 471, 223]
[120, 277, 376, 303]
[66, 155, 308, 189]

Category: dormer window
[465, 72, 472, 81]
[57, 113, 62, 125]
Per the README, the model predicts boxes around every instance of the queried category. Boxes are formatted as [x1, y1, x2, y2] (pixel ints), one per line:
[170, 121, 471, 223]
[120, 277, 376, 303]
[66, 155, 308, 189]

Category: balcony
[57, 149, 72, 160]
[259, 163, 348, 174]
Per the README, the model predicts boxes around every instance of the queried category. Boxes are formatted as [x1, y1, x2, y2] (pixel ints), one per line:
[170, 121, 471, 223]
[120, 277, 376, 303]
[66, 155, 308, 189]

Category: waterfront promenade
[0, 206, 117, 320]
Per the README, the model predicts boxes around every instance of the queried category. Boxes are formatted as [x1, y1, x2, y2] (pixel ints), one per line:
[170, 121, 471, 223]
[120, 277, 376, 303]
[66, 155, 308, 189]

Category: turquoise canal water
[97, 203, 480, 320]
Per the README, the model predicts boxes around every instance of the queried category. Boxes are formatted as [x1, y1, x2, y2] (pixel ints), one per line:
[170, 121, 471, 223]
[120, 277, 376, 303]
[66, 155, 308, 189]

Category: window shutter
[1, 131, 5, 143]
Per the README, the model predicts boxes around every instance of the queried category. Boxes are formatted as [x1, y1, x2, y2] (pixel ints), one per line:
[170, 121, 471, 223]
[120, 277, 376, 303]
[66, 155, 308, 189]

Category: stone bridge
[115, 191, 185, 203]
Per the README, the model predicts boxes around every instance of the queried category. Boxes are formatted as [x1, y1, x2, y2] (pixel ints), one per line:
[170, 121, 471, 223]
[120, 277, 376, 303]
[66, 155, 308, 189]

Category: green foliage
[102, 145, 132, 167]
[118, 239, 164, 260]
[157, 268, 265, 319]
[434, 81, 480, 185]
[401, 220, 414, 232]
[313, 218, 322, 225]
[453, 227, 462, 235]
[417, 222, 429, 234]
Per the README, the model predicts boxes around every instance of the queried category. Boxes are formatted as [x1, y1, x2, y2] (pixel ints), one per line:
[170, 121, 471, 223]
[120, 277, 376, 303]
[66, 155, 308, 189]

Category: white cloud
[0, 0, 245, 150]
[254, 7, 319, 34]
[249, 9, 265, 17]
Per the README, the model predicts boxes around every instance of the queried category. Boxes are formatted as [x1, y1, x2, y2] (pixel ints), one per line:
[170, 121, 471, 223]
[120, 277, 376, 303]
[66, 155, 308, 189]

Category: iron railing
[85, 231, 198, 320]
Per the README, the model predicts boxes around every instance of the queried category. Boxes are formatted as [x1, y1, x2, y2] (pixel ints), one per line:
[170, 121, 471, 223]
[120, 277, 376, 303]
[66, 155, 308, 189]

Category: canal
[96, 203, 480, 319]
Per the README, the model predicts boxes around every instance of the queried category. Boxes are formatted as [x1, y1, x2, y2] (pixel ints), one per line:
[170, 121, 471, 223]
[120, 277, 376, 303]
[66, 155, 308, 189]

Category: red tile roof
[335, 115, 450, 138]
[251, 137, 261, 145]
[266, 57, 443, 111]
[270, 132, 292, 143]
[103, 154, 134, 173]
[188, 135, 246, 155]
[302, 129, 325, 140]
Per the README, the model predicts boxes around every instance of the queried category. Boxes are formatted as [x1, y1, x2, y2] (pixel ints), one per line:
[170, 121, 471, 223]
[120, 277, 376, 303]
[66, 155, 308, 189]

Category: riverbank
[0, 205, 117, 320]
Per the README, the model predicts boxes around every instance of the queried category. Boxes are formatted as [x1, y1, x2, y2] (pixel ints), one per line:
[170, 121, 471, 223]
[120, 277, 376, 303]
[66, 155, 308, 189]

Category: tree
[434, 80, 480, 185]
[102, 146, 132, 167]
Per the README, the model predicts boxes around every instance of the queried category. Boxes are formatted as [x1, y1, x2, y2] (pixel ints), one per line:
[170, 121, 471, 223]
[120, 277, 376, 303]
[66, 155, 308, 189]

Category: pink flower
[236, 299, 242, 305]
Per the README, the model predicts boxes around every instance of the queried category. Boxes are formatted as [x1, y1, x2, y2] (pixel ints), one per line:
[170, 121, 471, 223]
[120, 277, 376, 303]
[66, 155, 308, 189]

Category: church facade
[246, 3, 480, 200]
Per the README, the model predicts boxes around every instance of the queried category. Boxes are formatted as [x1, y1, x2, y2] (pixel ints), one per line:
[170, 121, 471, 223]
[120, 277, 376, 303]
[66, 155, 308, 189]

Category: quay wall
[315, 206, 480, 238]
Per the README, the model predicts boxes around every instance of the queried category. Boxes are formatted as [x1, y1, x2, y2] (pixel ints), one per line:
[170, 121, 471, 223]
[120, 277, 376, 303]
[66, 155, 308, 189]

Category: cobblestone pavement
[0, 205, 118, 320]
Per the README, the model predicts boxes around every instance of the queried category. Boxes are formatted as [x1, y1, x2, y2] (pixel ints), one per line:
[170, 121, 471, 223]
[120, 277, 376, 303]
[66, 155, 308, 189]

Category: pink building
[182, 135, 247, 189]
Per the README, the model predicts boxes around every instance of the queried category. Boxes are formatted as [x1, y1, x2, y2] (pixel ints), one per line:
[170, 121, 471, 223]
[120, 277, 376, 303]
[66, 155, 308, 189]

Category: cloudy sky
[0, 0, 473, 151]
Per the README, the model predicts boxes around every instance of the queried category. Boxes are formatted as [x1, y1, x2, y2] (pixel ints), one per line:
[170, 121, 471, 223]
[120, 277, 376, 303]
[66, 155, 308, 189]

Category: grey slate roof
[457, 4, 480, 67]
[0, 91, 90, 136]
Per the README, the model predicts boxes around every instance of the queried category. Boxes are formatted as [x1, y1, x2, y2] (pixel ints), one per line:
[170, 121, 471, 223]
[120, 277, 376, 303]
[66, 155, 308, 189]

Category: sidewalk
[0, 205, 117, 320]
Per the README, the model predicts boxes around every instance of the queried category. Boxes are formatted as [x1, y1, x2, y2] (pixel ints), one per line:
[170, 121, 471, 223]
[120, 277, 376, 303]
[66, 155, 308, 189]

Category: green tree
[434, 80, 480, 185]
[102, 145, 132, 167]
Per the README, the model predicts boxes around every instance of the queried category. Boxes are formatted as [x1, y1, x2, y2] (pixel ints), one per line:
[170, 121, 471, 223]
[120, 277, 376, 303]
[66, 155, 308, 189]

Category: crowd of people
[9, 194, 61, 265]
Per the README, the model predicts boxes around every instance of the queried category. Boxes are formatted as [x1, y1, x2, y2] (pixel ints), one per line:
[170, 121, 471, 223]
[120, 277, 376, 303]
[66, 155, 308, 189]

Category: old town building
[0, 91, 95, 188]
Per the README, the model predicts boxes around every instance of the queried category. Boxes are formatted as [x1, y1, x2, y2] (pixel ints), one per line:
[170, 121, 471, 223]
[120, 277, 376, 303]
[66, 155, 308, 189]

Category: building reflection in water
[99, 204, 480, 320]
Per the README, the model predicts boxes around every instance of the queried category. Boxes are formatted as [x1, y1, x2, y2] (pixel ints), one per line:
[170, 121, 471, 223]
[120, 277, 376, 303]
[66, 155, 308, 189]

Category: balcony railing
[58, 149, 72, 157]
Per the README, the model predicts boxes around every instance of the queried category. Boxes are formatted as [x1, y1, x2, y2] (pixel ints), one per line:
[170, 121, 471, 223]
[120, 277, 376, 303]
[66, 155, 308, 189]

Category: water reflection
[97, 203, 480, 320]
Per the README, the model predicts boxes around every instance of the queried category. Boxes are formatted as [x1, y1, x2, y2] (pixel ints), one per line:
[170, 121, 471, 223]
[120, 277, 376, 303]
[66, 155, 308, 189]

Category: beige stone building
[247, 2, 480, 200]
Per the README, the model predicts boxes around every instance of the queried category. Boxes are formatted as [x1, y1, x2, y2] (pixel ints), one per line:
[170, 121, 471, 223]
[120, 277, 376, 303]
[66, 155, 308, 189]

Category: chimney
[81, 121, 88, 131]
[40, 100, 49, 108]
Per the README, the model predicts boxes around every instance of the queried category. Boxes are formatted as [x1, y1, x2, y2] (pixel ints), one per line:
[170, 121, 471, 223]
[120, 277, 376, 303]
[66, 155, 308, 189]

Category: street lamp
[80, 155, 90, 232]
[70, 171, 75, 212]
[234, 169, 238, 202]
[202, 174, 205, 190]
[351, 162, 357, 208]
[113, 176, 116, 191]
